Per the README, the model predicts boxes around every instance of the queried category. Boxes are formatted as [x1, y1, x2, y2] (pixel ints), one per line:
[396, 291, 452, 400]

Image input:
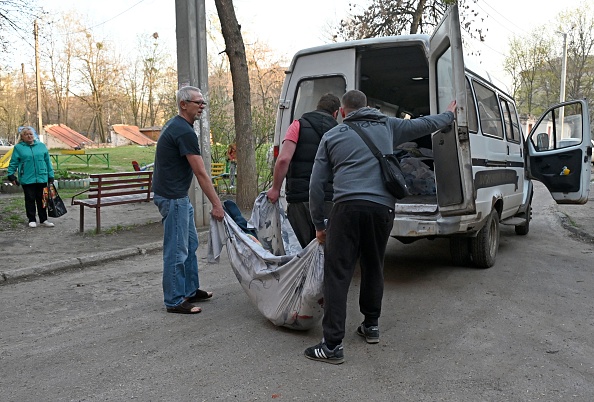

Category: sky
[24, 0, 591, 91]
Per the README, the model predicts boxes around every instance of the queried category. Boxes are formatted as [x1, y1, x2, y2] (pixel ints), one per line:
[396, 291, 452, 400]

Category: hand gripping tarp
[208, 193, 324, 330]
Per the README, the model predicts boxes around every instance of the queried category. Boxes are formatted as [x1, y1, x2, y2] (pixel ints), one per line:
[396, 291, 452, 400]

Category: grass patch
[0, 195, 27, 230]
[0, 188, 84, 231]
[50, 145, 156, 173]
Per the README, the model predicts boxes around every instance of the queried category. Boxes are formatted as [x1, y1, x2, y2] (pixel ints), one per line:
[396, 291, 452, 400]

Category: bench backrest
[211, 162, 225, 176]
[88, 171, 153, 200]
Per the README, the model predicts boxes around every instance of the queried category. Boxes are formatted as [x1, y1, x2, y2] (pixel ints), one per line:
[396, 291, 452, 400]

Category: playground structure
[0, 146, 13, 169]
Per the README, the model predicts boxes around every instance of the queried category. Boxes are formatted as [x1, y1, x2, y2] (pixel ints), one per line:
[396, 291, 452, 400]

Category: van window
[293, 76, 346, 121]
[500, 98, 520, 143]
[465, 78, 478, 133]
[473, 81, 504, 139]
[530, 103, 584, 151]
[436, 47, 454, 113]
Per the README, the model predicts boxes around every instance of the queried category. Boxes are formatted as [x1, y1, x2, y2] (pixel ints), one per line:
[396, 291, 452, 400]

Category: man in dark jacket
[304, 90, 456, 364]
[266, 93, 341, 248]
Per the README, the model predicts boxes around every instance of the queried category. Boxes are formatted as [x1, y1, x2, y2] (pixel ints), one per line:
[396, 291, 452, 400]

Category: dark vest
[286, 110, 336, 203]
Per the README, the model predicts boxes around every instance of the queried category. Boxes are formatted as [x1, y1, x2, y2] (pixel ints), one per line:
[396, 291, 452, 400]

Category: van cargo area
[358, 42, 437, 208]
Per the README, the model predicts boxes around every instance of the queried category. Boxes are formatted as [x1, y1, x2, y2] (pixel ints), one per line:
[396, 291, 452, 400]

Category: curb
[0, 231, 209, 285]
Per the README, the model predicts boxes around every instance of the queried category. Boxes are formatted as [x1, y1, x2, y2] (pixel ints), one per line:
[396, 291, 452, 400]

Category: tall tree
[214, 0, 257, 209]
[504, 29, 552, 116]
[0, 0, 39, 62]
[0, 69, 26, 143]
[505, 2, 594, 123]
[336, 0, 483, 41]
[41, 12, 78, 126]
[72, 30, 121, 143]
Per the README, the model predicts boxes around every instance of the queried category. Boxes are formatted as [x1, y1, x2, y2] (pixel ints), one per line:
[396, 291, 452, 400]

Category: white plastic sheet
[208, 193, 324, 330]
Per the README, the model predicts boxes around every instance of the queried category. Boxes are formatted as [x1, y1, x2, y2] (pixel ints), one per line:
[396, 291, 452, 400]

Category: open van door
[429, 4, 475, 216]
[273, 48, 354, 155]
[527, 99, 592, 204]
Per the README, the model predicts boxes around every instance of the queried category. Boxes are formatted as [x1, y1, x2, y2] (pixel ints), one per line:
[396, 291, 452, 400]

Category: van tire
[450, 238, 472, 266]
[471, 209, 500, 268]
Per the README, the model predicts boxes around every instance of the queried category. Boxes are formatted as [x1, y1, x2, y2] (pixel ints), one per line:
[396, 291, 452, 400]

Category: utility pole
[34, 20, 44, 142]
[175, 0, 211, 227]
[559, 32, 568, 104]
[558, 31, 568, 139]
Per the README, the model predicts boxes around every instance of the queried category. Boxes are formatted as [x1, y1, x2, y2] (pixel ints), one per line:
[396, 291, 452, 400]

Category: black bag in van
[345, 122, 409, 199]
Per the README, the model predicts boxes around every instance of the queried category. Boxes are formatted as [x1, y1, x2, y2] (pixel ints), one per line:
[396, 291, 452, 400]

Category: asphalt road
[1, 185, 593, 401]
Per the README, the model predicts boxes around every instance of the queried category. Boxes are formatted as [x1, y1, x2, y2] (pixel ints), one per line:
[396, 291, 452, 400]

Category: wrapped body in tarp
[208, 193, 324, 330]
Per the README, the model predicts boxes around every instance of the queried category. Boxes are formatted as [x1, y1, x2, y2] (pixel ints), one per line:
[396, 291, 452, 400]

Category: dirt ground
[0, 192, 166, 272]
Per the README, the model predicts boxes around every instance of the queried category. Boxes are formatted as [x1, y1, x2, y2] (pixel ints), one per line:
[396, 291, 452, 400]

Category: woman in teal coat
[7, 126, 55, 228]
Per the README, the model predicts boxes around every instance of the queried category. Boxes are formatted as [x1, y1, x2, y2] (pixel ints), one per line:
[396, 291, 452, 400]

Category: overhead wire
[463, 0, 531, 60]
[55, 0, 148, 36]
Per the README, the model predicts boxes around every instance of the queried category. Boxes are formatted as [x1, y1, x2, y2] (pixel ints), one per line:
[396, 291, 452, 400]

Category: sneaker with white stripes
[356, 323, 380, 344]
[304, 341, 344, 364]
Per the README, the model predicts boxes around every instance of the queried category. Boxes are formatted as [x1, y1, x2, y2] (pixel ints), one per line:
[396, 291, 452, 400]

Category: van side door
[429, 4, 476, 216]
[527, 100, 591, 203]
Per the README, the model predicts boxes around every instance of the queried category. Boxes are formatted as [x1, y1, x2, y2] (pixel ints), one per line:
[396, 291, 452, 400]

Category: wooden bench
[71, 171, 153, 233]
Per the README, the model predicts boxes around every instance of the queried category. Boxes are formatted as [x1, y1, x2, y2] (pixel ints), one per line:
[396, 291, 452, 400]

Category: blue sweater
[309, 107, 454, 230]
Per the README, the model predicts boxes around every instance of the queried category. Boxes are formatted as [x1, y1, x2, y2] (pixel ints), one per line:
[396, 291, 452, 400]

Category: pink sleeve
[283, 120, 300, 144]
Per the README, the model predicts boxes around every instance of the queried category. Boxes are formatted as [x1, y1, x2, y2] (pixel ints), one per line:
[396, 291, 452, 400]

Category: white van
[272, 5, 591, 268]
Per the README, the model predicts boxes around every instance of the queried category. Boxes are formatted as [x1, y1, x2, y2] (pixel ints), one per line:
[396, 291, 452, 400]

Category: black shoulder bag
[344, 121, 409, 199]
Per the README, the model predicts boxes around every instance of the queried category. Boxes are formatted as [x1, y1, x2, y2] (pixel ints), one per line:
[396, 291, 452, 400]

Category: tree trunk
[214, 0, 257, 209]
[409, 0, 427, 34]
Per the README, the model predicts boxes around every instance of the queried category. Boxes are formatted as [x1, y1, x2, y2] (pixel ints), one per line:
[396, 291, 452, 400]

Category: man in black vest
[266, 93, 340, 248]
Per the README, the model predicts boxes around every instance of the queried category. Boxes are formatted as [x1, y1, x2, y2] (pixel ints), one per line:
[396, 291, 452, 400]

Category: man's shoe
[28, 222, 37, 228]
[356, 323, 380, 344]
[304, 341, 344, 364]
[41, 221, 55, 227]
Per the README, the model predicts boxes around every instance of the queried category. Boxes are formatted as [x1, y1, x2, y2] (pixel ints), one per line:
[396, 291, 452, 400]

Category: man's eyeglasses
[186, 100, 207, 106]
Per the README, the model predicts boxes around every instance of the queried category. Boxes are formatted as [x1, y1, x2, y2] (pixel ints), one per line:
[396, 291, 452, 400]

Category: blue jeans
[154, 195, 200, 307]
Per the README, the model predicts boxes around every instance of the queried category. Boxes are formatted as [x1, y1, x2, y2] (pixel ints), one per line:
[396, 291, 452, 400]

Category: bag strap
[344, 121, 383, 160]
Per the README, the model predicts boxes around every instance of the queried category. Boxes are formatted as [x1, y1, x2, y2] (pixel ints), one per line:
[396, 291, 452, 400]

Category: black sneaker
[356, 323, 379, 344]
[304, 341, 344, 364]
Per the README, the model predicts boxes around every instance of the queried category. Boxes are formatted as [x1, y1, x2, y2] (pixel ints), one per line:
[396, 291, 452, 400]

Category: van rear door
[527, 100, 592, 204]
[274, 48, 354, 150]
[429, 4, 476, 216]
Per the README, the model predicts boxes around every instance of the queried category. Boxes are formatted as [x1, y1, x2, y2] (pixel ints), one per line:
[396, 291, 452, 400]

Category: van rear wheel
[471, 209, 500, 268]
[450, 237, 472, 266]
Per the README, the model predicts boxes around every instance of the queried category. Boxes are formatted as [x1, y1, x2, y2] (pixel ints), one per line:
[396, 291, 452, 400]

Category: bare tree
[214, 0, 257, 209]
[40, 13, 77, 126]
[71, 31, 121, 143]
[0, 69, 26, 143]
[0, 0, 39, 61]
[558, 4, 594, 106]
[335, 0, 483, 41]
[505, 2, 594, 123]
[504, 30, 552, 116]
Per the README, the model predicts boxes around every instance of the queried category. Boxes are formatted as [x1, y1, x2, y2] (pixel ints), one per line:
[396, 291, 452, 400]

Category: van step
[500, 217, 526, 226]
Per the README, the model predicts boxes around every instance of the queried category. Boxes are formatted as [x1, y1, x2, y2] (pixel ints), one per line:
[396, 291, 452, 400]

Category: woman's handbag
[344, 121, 409, 199]
[46, 183, 67, 218]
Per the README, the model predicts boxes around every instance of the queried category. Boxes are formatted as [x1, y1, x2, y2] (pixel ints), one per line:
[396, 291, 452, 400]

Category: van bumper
[391, 213, 482, 238]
